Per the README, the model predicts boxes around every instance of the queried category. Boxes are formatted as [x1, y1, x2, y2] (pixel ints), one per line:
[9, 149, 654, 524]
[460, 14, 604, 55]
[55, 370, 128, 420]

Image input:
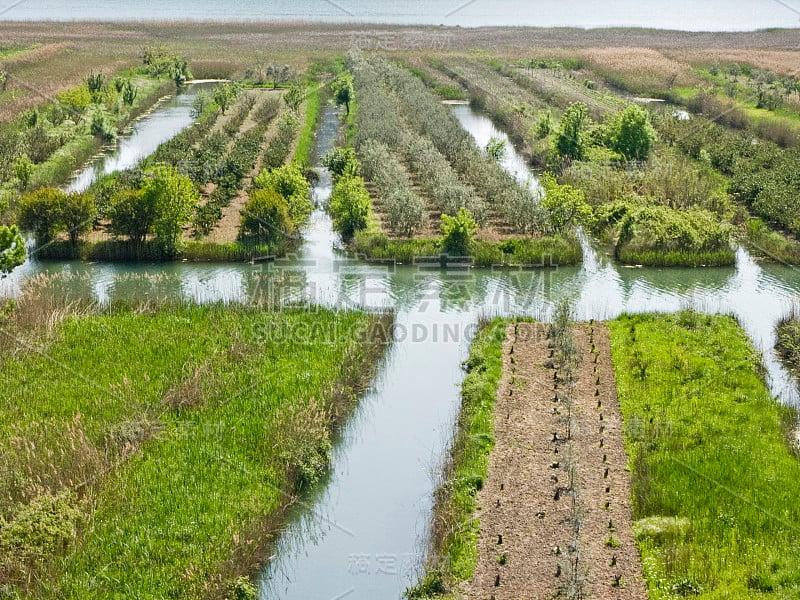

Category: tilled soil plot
[467, 322, 646, 600]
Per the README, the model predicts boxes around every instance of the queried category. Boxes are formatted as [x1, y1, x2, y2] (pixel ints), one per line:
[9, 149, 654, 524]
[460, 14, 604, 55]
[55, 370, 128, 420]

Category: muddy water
[2, 102, 800, 598]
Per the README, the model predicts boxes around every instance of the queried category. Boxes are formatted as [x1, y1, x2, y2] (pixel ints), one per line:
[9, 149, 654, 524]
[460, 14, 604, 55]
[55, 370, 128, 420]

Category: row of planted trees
[15, 165, 199, 257]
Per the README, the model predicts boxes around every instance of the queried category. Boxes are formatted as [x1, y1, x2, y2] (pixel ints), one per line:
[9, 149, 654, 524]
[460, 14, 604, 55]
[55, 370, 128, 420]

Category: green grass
[616, 247, 736, 267]
[0, 297, 390, 599]
[350, 232, 583, 267]
[292, 81, 321, 167]
[609, 312, 800, 600]
[35, 239, 293, 262]
[406, 318, 507, 599]
[744, 218, 800, 265]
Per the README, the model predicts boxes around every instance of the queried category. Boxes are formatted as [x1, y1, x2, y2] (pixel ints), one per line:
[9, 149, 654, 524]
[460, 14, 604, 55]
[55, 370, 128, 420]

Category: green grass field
[609, 312, 800, 599]
[0, 289, 390, 599]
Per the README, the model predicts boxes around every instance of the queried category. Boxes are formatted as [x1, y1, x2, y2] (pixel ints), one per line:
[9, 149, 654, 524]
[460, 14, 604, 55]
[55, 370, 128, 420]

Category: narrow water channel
[65, 81, 218, 193]
[1, 99, 799, 599]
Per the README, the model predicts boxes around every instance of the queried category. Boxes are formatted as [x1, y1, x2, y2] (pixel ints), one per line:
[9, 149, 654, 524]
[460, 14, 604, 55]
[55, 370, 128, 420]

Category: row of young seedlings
[347, 50, 547, 235]
[547, 302, 587, 599]
[587, 320, 628, 591]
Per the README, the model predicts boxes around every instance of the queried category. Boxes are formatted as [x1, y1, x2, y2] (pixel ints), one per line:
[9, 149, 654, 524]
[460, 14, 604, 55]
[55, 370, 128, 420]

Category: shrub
[17, 187, 66, 244]
[540, 173, 593, 233]
[441, 207, 477, 256]
[0, 225, 26, 274]
[328, 175, 372, 238]
[108, 189, 155, 245]
[57, 85, 92, 115]
[239, 188, 293, 242]
[607, 104, 657, 161]
[0, 492, 82, 570]
[322, 146, 360, 180]
[555, 102, 590, 160]
[13, 155, 33, 190]
[253, 163, 312, 224]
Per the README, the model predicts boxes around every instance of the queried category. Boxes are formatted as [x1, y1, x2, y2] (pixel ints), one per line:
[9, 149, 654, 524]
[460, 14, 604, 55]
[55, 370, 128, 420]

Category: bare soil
[468, 322, 646, 599]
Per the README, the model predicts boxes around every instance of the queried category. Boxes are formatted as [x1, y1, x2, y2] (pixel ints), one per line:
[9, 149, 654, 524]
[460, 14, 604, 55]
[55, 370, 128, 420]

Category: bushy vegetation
[662, 112, 800, 242]
[0, 285, 390, 598]
[351, 230, 582, 267]
[610, 313, 800, 600]
[776, 316, 800, 381]
[0, 224, 25, 274]
[17, 187, 97, 247]
[328, 174, 373, 238]
[607, 202, 734, 266]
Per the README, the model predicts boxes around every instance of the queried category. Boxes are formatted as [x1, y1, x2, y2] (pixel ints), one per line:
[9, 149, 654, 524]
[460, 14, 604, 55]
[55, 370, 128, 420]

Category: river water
[2, 93, 800, 599]
[1, 0, 796, 31]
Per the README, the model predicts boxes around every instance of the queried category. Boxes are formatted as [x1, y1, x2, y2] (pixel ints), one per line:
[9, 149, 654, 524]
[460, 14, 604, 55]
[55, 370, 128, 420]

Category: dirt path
[468, 322, 646, 600]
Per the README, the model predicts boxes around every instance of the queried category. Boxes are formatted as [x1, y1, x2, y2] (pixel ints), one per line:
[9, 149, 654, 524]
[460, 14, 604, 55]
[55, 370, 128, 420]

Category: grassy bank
[609, 312, 800, 599]
[35, 239, 292, 263]
[292, 81, 321, 166]
[0, 281, 391, 599]
[351, 232, 582, 267]
[407, 318, 507, 598]
[776, 316, 800, 381]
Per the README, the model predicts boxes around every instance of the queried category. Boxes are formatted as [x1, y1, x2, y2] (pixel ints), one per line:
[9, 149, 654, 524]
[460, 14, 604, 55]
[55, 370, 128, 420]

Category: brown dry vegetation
[1, 21, 799, 120]
[666, 48, 800, 76]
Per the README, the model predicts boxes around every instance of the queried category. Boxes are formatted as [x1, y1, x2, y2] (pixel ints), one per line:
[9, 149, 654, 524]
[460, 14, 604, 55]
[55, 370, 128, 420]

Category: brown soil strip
[569, 323, 646, 599]
[468, 322, 646, 599]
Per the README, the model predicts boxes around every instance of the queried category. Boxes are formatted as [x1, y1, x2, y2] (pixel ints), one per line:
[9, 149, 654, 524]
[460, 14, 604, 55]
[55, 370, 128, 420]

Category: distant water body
[2, 0, 798, 30]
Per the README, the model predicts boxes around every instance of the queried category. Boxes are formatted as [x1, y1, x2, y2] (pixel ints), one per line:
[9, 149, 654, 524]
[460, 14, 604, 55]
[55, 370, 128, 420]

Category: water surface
[2, 0, 797, 30]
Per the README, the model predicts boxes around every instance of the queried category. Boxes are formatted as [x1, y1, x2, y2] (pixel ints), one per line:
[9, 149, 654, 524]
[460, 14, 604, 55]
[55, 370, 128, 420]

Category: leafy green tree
[322, 147, 360, 180]
[57, 85, 92, 115]
[331, 73, 354, 115]
[142, 166, 199, 256]
[328, 175, 371, 238]
[540, 173, 593, 233]
[142, 44, 192, 85]
[253, 164, 312, 223]
[284, 84, 305, 112]
[554, 102, 590, 160]
[240, 188, 293, 242]
[0, 225, 26, 275]
[108, 189, 156, 245]
[17, 187, 66, 245]
[61, 192, 97, 246]
[440, 207, 478, 255]
[607, 104, 657, 161]
[13, 156, 33, 190]
[213, 82, 241, 115]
